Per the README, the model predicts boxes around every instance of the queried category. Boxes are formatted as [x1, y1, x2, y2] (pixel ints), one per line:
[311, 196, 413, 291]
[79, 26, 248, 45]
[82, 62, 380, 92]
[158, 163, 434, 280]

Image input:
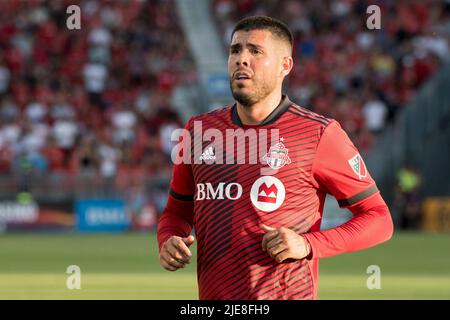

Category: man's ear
[281, 56, 293, 77]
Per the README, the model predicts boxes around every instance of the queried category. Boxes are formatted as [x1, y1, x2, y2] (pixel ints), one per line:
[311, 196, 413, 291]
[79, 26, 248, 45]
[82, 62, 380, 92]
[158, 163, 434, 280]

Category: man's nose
[236, 52, 249, 67]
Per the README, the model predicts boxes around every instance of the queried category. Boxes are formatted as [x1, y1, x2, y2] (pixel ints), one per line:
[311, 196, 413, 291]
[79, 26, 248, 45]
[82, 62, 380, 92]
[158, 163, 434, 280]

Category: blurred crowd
[213, 0, 450, 151]
[1, 0, 449, 209]
[0, 0, 196, 196]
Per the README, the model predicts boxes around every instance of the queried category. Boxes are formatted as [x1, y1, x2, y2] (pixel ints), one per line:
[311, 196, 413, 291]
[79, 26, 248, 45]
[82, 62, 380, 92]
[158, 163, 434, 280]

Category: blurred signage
[423, 197, 450, 232]
[0, 201, 38, 224]
[205, 72, 230, 97]
[76, 199, 129, 232]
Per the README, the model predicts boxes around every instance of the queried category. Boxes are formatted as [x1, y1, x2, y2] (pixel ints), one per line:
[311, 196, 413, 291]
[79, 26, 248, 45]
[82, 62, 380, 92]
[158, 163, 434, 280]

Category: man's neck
[236, 91, 283, 125]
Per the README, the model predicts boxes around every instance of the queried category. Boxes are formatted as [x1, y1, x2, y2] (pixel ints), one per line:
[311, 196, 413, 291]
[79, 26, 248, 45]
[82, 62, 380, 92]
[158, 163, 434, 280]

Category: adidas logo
[200, 146, 216, 161]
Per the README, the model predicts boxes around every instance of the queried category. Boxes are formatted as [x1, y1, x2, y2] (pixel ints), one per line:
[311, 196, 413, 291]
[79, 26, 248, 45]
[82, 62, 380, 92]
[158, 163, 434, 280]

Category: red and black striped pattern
[189, 100, 332, 299]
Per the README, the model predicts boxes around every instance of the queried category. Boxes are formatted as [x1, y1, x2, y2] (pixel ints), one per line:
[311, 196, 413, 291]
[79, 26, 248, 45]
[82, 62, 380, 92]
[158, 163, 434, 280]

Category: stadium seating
[0, 0, 448, 215]
[212, 0, 450, 151]
[0, 0, 195, 201]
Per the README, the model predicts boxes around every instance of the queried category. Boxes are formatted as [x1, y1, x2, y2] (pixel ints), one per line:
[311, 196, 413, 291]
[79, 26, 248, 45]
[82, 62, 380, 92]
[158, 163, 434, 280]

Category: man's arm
[261, 121, 393, 263]
[259, 192, 393, 262]
[306, 120, 394, 259]
[157, 190, 196, 271]
[303, 191, 393, 259]
[157, 118, 196, 271]
[157, 190, 195, 250]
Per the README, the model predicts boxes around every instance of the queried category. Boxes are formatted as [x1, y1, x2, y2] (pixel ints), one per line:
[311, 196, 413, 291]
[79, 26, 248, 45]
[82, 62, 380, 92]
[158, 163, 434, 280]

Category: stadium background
[0, 0, 449, 299]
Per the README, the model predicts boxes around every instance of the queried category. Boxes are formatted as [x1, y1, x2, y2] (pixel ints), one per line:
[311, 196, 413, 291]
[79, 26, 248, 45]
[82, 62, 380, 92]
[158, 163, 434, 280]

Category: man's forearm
[157, 195, 194, 251]
[303, 192, 394, 259]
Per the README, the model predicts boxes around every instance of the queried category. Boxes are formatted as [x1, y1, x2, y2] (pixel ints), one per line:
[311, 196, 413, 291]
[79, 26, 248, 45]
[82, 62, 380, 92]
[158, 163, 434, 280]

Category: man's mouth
[233, 71, 252, 81]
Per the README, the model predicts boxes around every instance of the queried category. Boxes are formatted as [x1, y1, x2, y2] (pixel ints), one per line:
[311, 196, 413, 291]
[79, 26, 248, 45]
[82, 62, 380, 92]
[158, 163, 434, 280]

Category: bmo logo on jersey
[196, 182, 243, 200]
[250, 176, 285, 212]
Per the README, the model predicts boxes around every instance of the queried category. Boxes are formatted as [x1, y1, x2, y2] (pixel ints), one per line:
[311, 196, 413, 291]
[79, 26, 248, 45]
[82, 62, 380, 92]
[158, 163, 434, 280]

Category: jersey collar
[231, 94, 292, 127]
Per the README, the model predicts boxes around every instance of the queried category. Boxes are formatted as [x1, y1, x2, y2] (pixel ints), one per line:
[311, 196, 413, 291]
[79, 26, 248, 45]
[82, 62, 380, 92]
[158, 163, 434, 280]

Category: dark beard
[230, 83, 255, 107]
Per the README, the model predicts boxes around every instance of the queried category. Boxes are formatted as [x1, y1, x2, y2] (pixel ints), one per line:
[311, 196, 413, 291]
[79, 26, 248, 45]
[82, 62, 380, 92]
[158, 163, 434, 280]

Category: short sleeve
[169, 117, 195, 200]
[311, 121, 378, 207]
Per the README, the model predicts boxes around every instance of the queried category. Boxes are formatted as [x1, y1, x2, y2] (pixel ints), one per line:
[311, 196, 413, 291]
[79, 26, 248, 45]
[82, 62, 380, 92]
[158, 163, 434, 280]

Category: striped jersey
[158, 95, 382, 299]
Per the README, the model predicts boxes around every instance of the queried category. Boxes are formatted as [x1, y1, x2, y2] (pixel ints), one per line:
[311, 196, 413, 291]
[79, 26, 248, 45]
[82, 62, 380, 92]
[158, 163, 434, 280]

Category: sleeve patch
[348, 154, 368, 180]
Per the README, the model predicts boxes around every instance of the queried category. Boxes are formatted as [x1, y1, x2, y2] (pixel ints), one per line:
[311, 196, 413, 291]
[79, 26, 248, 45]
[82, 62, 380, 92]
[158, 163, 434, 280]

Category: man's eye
[251, 49, 260, 54]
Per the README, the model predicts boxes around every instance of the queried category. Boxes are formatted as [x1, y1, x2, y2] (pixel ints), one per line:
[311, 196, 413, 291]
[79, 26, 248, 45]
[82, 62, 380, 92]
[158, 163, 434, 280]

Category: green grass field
[0, 232, 449, 299]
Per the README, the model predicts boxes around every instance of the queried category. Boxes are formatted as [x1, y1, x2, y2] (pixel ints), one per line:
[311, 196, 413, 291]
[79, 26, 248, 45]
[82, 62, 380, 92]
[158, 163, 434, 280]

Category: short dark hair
[231, 16, 293, 52]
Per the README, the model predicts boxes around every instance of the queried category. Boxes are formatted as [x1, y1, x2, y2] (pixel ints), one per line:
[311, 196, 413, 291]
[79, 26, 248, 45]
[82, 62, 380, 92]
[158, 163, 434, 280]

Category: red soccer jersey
[158, 95, 393, 299]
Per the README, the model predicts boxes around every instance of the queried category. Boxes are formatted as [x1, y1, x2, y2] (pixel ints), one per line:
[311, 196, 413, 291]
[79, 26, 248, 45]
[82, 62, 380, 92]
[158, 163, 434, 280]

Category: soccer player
[157, 16, 393, 299]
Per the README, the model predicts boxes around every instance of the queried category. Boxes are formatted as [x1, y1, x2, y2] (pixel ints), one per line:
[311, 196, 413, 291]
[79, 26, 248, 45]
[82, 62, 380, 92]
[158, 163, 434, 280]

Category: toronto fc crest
[263, 141, 291, 170]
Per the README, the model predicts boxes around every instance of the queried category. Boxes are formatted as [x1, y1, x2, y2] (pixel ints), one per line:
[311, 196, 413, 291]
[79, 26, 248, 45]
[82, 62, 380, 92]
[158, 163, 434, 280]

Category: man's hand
[159, 235, 195, 271]
[261, 224, 311, 263]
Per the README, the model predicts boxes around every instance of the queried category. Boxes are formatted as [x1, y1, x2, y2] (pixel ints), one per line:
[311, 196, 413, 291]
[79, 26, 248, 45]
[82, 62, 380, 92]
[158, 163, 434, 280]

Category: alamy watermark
[366, 5, 381, 30]
[66, 265, 81, 290]
[65, 4, 380, 34]
[171, 121, 281, 167]
[66, 5, 81, 30]
[366, 265, 381, 290]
